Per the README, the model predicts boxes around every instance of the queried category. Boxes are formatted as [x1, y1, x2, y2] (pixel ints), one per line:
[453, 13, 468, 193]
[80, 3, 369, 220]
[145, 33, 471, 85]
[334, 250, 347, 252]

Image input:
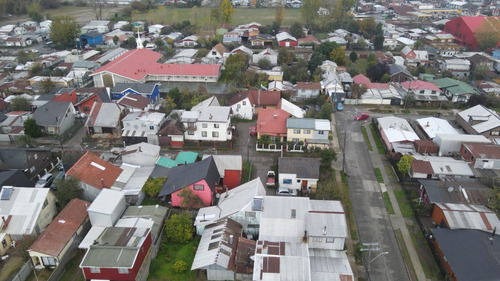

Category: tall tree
[89, 0, 105, 20]
[165, 212, 194, 243]
[40, 78, 55, 94]
[53, 177, 83, 210]
[300, 0, 320, 28]
[28, 2, 43, 23]
[397, 155, 414, 176]
[24, 118, 41, 138]
[220, 0, 234, 24]
[359, 17, 377, 38]
[50, 16, 79, 49]
[275, 5, 285, 27]
[224, 53, 248, 81]
[9, 97, 32, 111]
[289, 22, 305, 39]
[142, 177, 166, 197]
[475, 21, 500, 51]
[329, 47, 347, 66]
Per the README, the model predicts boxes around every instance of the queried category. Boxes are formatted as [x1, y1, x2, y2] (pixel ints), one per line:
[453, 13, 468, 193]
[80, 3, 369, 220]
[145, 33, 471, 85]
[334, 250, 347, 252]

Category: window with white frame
[193, 184, 204, 191]
[293, 129, 301, 134]
[212, 132, 219, 138]
[326, 237, 334, 243]
[202, 131, 207, 137]
[118, 268, 129, 274]
[318, 131, 324, 135]
[313, 237, 323, 242]
[90, 267, 101, 273]
[202, 123, 208, 128]
[188, 131, 194, 135]
[304, 130, 311, 134]
[42, 257, 57, 266]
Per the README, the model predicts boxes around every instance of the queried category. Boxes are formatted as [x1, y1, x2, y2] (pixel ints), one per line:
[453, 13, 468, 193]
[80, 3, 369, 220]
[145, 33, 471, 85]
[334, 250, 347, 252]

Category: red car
[249, 126, 257, 136]
[354, 113, 370, 121]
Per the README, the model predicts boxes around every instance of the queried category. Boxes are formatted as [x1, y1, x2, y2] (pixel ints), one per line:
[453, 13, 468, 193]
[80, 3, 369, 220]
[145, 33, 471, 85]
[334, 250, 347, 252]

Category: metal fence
[9, 261, 31, 281]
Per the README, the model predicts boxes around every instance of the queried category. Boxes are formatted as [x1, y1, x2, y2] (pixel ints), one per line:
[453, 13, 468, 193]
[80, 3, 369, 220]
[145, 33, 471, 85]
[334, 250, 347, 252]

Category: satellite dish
[447, 187, 454, 193]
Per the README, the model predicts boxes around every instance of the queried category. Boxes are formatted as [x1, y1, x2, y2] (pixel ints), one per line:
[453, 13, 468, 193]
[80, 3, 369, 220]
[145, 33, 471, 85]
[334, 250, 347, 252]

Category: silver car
[276, 187, 297, 196]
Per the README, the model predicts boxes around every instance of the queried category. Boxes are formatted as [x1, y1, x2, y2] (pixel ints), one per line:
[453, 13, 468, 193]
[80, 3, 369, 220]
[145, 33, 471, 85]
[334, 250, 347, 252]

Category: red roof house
[28, 198, 90, 267]
[298, 34, 320, 45]
[444, 16, 500, 50]
[52, 89, 78, 105]
[256, 109, 290, 141]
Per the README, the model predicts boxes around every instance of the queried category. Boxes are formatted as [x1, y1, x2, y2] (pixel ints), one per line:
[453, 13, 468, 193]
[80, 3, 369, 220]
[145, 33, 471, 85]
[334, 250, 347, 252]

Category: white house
[440, 59, 470, 78]
[120, 142, 160, 167]
[252, 48, 278, 66]
[278, 157, 320, 193]
[81, 20, 110, 34]
[86, 189, 126, 227]
[148, 24, 164, 35]
[183, 106, 232, 141]
[319, 60, 337, 74]
[121, 111, 166, 144]
[206, 43, 227, 61]
[179, 35, 199, 47]
[228, 92, 253, 120]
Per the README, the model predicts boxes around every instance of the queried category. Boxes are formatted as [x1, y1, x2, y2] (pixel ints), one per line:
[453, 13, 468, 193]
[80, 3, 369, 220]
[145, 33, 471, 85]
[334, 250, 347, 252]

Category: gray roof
[158, 157, 220, 197]
[286, 118, 315, 129]
[0, 170, 32, 188]
[278, 157, 320, 179]
[389, 64, 412, 77]
[121, 205, 168, 244]
[111, 83, 157, 94]
[431, 228, 500, 281]
[33, 101, 72, 127]
[150, 164, 172, 179]
[418, 179, 490, 205]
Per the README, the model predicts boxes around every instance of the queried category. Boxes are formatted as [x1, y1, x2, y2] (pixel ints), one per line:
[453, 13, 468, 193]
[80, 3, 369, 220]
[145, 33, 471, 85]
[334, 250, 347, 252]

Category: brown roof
[257, 109, 289, 136]
[463, 142, 500, 159]
[234, 237, 256, 274]
[213, 43, 227, 55]
[0, 98, 9, 111]
[391, 5, 416, 16]
[296, 82, 321, 90]
[228, 91, 250, 106]
[117, 93, 152, 110]
[297, 34, 320, 44]
[411, 159, 433, 174]
[28, 199, 90, 257]
[247, 90, 281, 106]
[158, 120, 185, 136]
[66, 151, 122, 189]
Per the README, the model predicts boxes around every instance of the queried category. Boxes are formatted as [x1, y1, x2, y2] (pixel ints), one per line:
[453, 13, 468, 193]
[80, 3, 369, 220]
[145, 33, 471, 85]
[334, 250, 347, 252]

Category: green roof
[431, 78, 477, 96]
[156, 156, 179, 168]
[175, 151, 198, 164]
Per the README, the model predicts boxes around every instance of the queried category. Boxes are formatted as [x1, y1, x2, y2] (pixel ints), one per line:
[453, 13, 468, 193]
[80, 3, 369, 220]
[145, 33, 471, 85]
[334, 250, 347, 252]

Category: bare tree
[89, 0, 106, 20]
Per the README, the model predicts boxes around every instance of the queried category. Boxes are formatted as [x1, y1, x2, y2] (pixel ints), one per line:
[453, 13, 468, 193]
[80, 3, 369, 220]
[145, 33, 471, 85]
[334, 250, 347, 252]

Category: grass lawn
[341, 172, 358, 241]
[401, 110, 411, 114]
[374, 168, 383, 183]
[0, 255, 24, 281]
[368, 123, 385, 155]
[383, 192, 395, 215]
[351, 58, 369, 74]
[148, 236, 200, 281]
[133, 7, 302, 27]
[394, 229, 418, 281]
[408, 225, 442, 280]
[360, 126, 373, 151]
[59, 250, 85, 281]
[142, 197, 162, 206]
[394, 190, 414, 218]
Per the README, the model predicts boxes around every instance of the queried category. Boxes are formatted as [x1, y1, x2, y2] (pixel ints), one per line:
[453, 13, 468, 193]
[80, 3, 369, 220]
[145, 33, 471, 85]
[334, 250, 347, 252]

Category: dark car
[249, 126, 257, 136]
[354, 113, 370, 121]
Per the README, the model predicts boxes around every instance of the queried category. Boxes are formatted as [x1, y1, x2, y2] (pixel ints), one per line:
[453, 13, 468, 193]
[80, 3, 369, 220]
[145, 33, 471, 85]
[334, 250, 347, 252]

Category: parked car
[337, 103, 344, 111]
[266, 171, 276, 187]
[75, 111, 87, 119]
[35, 173, 54, 188]
[249, 126, 257, 136]
[276, 187, 297, 196]
[354, 113, 370, 121]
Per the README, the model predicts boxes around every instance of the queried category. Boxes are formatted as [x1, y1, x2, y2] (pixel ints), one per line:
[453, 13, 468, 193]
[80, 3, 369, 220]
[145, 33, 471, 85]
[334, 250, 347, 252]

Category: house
[460, 142, 500, 169]
[389, 64, 413, 82]
[417, 178, 491, 207]
[401, 80, 447, 104]
[0, 148, 52, 181]
[439, 59, 471, 78]
[80, 31, 104, 47]
[121, 111, 166, 145]
[228, 90, 281, 120]
[120, 142, 160, 167]
[223, 31, 241, 44]
[28, 76, 74, 90]
[66, 152, 123, 201]
[268, 80, 284, 91]
[158, 157, 219, 207]
[0, 187, 57, 254]
[111, 163, 153, 205]
[432, 202, 500, 232]
[444, 16, 500, 50]
[74, 87, 111, 115]
[416, 117, 458, 139]
[277, 98, 305, 119]
[86, 189, 126, 227]
[148, 24, 164, 35]
[180, 35, 199, 47]
[432, 78, 478, 103]
[278, 157, 320, 194]
[433, 134, 491, 156]
[377, 116, 420, 153]
[230, 45, 253, 57]
[409, 155, 474, 179]
[157, 120, 185, 148]
[0, 111, 30, 142]
[81, 20, 110, 34]
[319, 60, 337, 74]
[28, 199, 90, 268]
[431, 228, 500, 281]
[252, 48, 278, 66]
[295, 82, 321, 100]
[276, 32, 297, 47]
[85, 102, 126, 137]
[32, 101, 76, 135]
[414, 140, 439, 154]
[298, 34, 320, 45]
[191, 218, 243, 280]
[201, 155, 243, 190]
[117, 93, 152, 112]
[90, 49, 220, 87]
[182, 106, 232, 142]
[194, 178, 266, 235]
[206, 43, 227, 61]
[110, 82, 160, 103]
[455, 105, 500, 137]
[286, 118, 330, 147]
[249, 33, 274, 48]
[256, 109, 290, 142]
[475, 80, 500, 96]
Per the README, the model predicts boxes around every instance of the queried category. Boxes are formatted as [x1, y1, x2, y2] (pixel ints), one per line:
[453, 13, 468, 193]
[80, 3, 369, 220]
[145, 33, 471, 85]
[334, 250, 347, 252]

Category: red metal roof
[91, 49, 220, 81]
[256, 109, 289, 136]
[28, 199, 90, 257]
[52, 89, 78, 104]
[463, 142, 500, 160]
[117, 93, 151, 109]
[460, 16, 488, 33]
[402, 80, 441, 92]
[247, 90, 281, 106]
[66, 151, 122, 190]
[296, 82, 321, 90]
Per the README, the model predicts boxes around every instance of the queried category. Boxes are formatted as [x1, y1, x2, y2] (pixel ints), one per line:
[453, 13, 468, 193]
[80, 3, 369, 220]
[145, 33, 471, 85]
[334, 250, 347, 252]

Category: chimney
[229, 235, 234, 245]
[138, 146, 142, 152]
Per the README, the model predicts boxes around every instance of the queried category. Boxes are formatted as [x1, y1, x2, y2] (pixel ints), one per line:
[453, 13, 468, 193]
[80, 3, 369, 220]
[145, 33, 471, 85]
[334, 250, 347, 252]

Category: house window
[188, 131, 194, 135]
[193, 184, 204, 191]
[212, 132, 219, 138]
[313, 237, 323, 242]
[118, 268, 129, 274]
[464, 149, 468, 155]
[291, 209, 296, 219]
[214, 124, 219, 128]
[283, 179, 292, 184]
[202, 123, 207, 128]
[90, 267, 101, 273]
[83, 106, 90, 111]
[245, 211, 256, 218]
[94, 99, 98, 102]
[212, 51, 217, 55]
[149, 126, 154, 130]
[1, 239, 7, 248]
[243, 101, 246, 105]
[41, 257, 56, 266]
[304, 130, 311, 134]
[297, 179, 301, 183]
[293, 129, 301, 134]
[326, 237, 335, 243]
[42, 200, 48, 209]
[491, 131, 500, 136]
[292, 138, 299, 142]
[237, 104, 241, 109]
[318, 131, 324, 135]
[202, 131, 207, 137]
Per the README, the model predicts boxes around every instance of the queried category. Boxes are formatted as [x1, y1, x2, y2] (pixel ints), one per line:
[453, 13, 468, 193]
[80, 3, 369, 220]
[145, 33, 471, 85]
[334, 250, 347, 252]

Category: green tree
[380, 73, 390, 83]
[275, 5, 285, 27]
[220, 0, 234, 24]
[289, 22, 304, 39]
[16, 50, 30, 64]
[359, 17, 377, 38]
[283, 59, 310, 83]
[24, 118, 41, 138]
[224, 53, 248, 81]
[315, 103, 332, 120]
[475, 21, 500, 51]
[488, 186, 500, 217]
[397, 155, 414, 176]
[40, 78, 55, 94]
[315, 181, 349, 202]
[349, 51, 358, 62]
[29, 62, 43, 76]
[28, 2, 43, 23]
[258, 57, 272, 70]
[54, 177, 83, 210]
[50, 16, 79, 49]
[258, 134, 271, 145]
[164, 95, 177, 115]
[329, 47, 347, 66]
[9, 97, 32, 111]
[165, 211, 194, 244]
[17, 135, 36, 148]
[155, 37, 165, 49]
[300, 0, 320, 28]
[178, 187, 205, 209]
[319, 148, 337, 169]
[373, 34, 384, 51]
[142, 177, 166, 197]
[113, 35, 119, 45]
[278, 48, 295, 66]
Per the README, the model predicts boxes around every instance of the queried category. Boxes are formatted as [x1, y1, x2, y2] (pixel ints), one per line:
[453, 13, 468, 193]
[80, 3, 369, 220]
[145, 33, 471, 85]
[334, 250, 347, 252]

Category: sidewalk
[363, 123, 428, 281]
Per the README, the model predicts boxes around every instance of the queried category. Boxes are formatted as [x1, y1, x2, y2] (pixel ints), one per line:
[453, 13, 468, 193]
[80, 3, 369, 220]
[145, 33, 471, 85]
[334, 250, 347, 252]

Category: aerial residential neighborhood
[0, 0, 500, 281]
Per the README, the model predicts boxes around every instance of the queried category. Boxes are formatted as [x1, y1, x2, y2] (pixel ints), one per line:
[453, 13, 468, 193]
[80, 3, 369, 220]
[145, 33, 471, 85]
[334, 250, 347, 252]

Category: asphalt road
[336, 106, 410, 281]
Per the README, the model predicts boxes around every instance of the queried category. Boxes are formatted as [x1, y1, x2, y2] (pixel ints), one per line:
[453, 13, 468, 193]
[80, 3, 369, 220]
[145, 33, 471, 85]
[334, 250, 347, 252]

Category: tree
[278, 48, 295, 66]
[359, 17, 377, 38]
[50, 16, 79, 49]
[29, 62, 43, 76]
[142, 177, 166, 197]
[350, 51, 358, 62]
[17, 135, 36, 148]
[283, 59, 310, 83]
[53, 177, 83, 210]
[258, 57, 272, 70]
[289, 22, 305, 39]
[28, 2, 43, 23]
[275, 5, 285, 27]
[300, 0, 320, 28]
[9, 97, 32, 111]
[112, 35, 119, 46]
[475, 21, 500, 51]
[315, 181, 349, 202]
[329, 47, 347, 66]
[89, 0, 105, 20]
[16, 50, 30, 64]
[258, 134, 271, 145]
[164, 95, 177, 115]
[220, 0, 234, 24]
[40, 78, 55, 94]
[24, 118, 41, 138]
[397, 155, 414, 176]
[155, 37, 165, 49]
[380, 73, 390, 83]
[165, 212, 194, 244]
[350, 83, 366, 99]
[178, 187, 206, 209]
[315, 103, 332, 120]
[366, 63, 389, 82]
[488, 186, 500, 217]
[40, 0, 60, 9]
[373, 34, 384, 50]
[319, 148, 337, 169]
[224, 53, 248, 81]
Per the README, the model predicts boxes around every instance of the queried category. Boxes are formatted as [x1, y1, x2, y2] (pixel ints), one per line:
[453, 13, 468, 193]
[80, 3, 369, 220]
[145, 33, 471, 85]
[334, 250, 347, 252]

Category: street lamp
[367, 251, 389, 272]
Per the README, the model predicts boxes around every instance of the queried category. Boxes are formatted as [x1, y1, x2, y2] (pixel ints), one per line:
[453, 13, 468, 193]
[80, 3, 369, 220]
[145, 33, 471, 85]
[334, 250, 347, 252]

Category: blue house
[110, 83, 160, 103]
[80, 31, 103, 47]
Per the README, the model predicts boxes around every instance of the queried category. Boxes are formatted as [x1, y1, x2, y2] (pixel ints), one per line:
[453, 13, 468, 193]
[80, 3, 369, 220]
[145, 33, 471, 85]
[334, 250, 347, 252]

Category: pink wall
[171, 179, 214, 207]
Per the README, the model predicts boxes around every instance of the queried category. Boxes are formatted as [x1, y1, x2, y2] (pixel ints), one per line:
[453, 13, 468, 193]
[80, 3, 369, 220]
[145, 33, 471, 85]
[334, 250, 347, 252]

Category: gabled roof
[456, 104, 500, 133]
[256, 109, 290, 136]
[198, 106, 231, 122]
[201, 154, 243, 177]
[411, 156, 474, 177]
[435, 202, 500, 232]
[28, 199, 90, 257]
[212, 43, 227, 55]
[191, 96, 220, 111]
[0, 98, 10, 111]
[85, 102, 123, 128]
[111, 82, 157, 94]
[401, 80, 441, 93]
[117, 93, 152, 110]
[33, 102, 72, 127]
[228, 91, 251, 106]
[276, 32, 297, 42]
[278, 157, 320, 179]
[247, 90, 281, 106]
[158, 157, 220, 197]
[296, 82, 321, 90]
[66, 151, 123, 190]
[432, 78, 477, 96]
[277, 99, 305, 118]
[462, 142, 500, 160]
[175, 151, 199, 164]
[0, 170, 32, 187]
[157, 120, 184, 136]
[298, 34, 320, 44]
[389, 64, 412, 77]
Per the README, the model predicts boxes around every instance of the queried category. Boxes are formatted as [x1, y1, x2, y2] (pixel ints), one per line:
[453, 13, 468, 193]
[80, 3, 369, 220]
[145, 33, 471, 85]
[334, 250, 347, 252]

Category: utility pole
[360, 242, 389, 281]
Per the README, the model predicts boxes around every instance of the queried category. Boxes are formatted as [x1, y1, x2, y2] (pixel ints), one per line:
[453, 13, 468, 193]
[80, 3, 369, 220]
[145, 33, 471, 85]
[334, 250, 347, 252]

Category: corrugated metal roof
[287, 118, 315, 129]
[456, 104, 500, 133]
[436, 202, 500, 232]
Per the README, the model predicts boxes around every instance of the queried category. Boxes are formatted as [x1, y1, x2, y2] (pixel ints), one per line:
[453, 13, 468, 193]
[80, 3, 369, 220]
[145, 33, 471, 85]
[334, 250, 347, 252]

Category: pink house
[158, 157, 220, 207]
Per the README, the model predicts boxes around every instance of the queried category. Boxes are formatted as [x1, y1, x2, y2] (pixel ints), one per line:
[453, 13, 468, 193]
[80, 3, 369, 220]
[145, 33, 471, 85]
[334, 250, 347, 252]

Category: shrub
[165, 212, 194, 244]
[173, 260, 188, 273]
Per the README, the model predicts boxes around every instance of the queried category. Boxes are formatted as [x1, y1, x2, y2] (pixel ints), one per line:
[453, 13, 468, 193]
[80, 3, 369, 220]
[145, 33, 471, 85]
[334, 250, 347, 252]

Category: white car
[276, 187, 297, 196]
